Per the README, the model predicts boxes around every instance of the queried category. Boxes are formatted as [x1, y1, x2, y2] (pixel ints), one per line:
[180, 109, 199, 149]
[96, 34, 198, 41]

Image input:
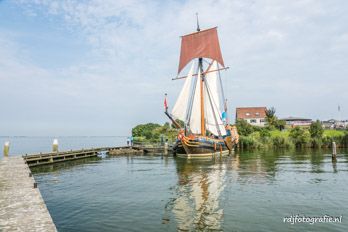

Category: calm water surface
[2, 137, 348, 231]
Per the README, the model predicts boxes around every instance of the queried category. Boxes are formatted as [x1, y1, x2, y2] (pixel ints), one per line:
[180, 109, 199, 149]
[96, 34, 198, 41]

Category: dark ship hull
[173, 136, 231, 158]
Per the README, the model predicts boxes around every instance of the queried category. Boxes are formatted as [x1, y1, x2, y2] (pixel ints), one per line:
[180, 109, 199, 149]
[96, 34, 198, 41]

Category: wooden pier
[133, 142, 173, 153]
[109, 147, 143, 155]
[0, 156, 57, 231]
[23, 146, 143, 167]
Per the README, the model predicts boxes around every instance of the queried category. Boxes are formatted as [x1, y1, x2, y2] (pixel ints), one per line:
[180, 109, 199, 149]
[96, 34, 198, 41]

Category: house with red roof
[236, 107, 267, 126]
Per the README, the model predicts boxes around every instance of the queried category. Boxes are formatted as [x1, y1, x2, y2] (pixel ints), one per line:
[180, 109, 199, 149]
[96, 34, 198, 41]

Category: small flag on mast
[164, 93, 168, 112]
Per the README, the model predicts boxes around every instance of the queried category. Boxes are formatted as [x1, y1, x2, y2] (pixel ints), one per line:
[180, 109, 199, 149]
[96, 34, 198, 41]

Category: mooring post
[332, 142, 337, 161]
[220, 144, 222, 158]
[52, 138, 58, 152]
[164, 142, 168, 155]
[3, 141, 10, 156]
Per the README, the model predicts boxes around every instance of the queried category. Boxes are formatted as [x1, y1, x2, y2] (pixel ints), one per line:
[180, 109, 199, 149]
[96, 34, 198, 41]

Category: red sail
[178, 27, 224, 74]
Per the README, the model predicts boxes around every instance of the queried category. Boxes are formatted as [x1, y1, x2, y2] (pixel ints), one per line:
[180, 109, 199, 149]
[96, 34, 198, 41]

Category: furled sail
[204, 61, 226, 136]
[189, 69, 202, 134]
[178, 27, 224, 74]
[172, 62, 195, 121]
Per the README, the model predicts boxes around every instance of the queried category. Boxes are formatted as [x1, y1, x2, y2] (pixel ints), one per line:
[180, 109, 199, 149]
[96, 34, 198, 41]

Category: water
[2, 137, 348, 231]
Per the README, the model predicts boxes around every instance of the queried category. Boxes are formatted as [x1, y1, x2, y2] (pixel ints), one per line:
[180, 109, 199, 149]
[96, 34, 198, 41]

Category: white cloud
[1, 0, 348, 135]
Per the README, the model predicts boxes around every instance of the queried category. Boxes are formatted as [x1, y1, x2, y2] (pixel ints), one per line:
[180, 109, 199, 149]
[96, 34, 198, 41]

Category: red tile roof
[236, 107, 267, 119]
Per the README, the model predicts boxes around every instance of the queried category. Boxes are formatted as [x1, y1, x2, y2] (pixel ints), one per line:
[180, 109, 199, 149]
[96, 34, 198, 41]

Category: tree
[163, 122, 170, 129]
[132, 123, 161, 139]
[276, 120, 286, 131]
[265, 107, 284, 130]
[236, 119, 255, 136]
[132, 122, 181, 142]
[309, 120, 324, 139]
[265, 107, 277, 128]
[173, 119, 185, 128]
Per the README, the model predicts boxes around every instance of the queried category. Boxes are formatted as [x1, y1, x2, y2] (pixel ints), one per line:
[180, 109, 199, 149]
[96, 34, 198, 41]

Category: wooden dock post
[164, 142, 168, 155]
[52, 139, 58, 152]
[332, 142, 337, 161]
[3, 141, 10, 156]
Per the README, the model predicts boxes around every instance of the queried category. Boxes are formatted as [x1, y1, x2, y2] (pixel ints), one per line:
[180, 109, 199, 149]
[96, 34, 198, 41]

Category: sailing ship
[165, 19, 239, 158]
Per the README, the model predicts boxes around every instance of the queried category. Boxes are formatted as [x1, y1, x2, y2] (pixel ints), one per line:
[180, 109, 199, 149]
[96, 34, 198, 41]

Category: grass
[270, 129, 344, 138]
[269, 130, 290, 137]
[239, 128, 347, 149]
[323, 130, 345, 137]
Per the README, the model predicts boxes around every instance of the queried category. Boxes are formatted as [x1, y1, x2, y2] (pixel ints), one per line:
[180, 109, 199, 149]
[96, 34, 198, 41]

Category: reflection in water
[31, 156, 102, 174]
[167, 149, 348, 231]
[171, 158, 226, 231]
[332, 160, 338, 173]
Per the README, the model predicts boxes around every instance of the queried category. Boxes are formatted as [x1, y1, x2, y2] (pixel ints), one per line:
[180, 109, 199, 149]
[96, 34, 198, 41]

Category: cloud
[1, 0, 348, 135]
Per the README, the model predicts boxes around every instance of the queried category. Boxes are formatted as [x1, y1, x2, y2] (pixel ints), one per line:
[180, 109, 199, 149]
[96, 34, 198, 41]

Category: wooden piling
[52, 139, 58, 152]
[3, 141, 10, 156]
[164, 142, 168, 155]
[332, 142, 337, 161]
[220, 144, 222, 158]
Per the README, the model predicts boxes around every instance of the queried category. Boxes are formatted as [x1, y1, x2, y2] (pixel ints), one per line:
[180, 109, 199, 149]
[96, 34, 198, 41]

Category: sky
[0, 0, 347, 136]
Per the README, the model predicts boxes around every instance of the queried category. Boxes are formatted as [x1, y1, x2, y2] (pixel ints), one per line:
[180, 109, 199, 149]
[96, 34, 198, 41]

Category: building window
[246, 113, 250, 116]
[250, 119, 257, 123]
[255, 112, 260, 116]
[260, 119, 265, 123]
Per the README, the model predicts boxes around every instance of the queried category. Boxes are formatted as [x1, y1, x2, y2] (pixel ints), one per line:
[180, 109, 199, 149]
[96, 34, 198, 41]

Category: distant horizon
[1, 113, 348, 137]
[0, 110, 347, 137]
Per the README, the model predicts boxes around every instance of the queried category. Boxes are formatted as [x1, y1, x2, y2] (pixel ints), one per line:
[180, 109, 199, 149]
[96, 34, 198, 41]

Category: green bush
[239, 135, 260, 149]
[236, 119, 255, 136]
[259, 128, 271, 138]
[289, 127, 310, 147]
[342, 132, 348, 147]
[271, 134, 293, 148]
[239, 132, 264, 149]
[311, 138, 323, 148]
[321, 131, 348, 147]
[132, 121, 348, 149]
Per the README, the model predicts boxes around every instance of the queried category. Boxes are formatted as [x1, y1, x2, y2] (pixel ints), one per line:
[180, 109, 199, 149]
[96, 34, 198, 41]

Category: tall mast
[199, 58, 205, 136]
[196, 12, 200, 32]
[196, 13, 205, 136]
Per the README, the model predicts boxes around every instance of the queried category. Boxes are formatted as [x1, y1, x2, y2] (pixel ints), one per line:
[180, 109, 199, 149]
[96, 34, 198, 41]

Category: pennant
[164, 95, 168, 111]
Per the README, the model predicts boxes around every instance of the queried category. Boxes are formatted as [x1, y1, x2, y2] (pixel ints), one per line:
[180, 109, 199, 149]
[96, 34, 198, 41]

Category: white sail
[189, 68, 202, 134]
[172, 62, 195, 121]
[204, 61, 226, 136]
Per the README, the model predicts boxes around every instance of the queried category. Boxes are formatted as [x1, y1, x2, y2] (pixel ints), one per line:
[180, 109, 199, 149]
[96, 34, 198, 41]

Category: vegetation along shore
[132, 108, 348, 149]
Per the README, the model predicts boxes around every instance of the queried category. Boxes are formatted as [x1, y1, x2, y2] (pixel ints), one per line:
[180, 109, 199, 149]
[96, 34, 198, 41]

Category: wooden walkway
[24, 146, 142, 167]
[0, 156, 57, 231]
[133, 142, 172, 153]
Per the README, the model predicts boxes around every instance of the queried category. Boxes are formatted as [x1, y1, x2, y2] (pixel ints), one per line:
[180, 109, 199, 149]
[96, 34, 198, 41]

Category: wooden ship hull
[173, 136, 232, 158]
